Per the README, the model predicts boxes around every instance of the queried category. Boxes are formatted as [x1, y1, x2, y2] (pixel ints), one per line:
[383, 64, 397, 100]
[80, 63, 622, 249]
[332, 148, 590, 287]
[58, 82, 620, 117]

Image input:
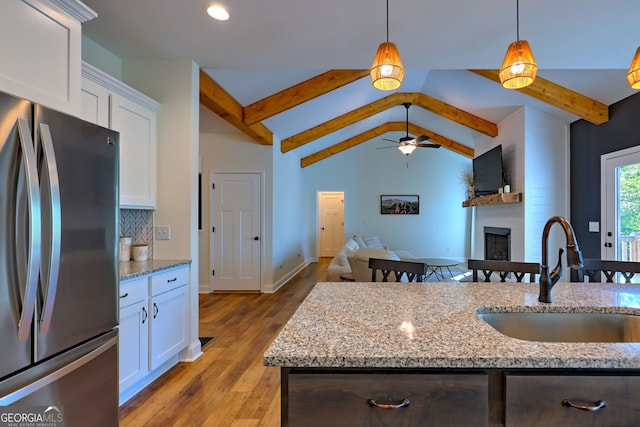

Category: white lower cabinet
[118, 265, 189, 404]
[118, 277, 149, 392]
[149, 282, 189, 370]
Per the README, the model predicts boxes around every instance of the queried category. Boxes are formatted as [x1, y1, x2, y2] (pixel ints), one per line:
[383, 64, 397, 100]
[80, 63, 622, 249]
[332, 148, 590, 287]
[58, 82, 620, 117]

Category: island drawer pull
[119, 292, 129, 299]
[367, 398, 410, 410]
[562, 399, 606, 412]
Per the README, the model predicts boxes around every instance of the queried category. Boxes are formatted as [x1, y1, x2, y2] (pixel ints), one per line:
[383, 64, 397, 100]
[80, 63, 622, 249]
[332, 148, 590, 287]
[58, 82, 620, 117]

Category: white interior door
[601, 146, 640, 261]
[211, 172, 262, 291]
[318, 192, 344, 257]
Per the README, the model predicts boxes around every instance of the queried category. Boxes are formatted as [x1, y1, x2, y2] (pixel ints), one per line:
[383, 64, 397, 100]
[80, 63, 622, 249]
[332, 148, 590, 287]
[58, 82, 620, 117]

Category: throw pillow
[363, 236, 384, 249]
[342, 238, 359, 253]
[352, 235, 366, 248]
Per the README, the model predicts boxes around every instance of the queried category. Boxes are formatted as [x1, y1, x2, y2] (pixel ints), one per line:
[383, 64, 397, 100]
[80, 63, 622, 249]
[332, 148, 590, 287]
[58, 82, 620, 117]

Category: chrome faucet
[539, 216, 583, 303]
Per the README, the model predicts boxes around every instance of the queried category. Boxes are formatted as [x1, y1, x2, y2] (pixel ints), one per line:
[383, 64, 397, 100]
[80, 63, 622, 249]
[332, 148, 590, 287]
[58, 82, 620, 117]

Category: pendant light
[499, 0, 537, 89]
[370, 0, 404, 91]
[627, 47, 640, 89]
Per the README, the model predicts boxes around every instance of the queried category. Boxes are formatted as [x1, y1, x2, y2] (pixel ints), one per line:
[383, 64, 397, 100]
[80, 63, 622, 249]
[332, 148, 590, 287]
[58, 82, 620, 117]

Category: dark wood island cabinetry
[265, 281, 640, 426]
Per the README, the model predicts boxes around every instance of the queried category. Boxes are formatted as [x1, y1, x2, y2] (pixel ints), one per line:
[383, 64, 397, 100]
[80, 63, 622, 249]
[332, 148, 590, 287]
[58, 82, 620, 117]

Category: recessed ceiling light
[207, 5, 229, 21]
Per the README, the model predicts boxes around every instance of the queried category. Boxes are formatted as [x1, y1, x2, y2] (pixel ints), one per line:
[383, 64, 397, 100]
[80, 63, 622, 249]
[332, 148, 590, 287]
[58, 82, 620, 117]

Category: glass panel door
[602, 146, 640, 262]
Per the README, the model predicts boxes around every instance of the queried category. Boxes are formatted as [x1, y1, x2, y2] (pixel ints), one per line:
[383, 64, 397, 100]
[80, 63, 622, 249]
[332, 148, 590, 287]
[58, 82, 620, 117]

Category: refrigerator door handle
[0, 334, 117, 405]
[36, 123, 61, 334]
[15, 118, 41, 342]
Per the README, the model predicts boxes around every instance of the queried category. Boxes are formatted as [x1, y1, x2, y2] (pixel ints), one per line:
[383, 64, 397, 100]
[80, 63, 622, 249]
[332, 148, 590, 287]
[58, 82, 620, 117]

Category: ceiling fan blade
[376, 145, 398, 149]
[414, 135, 430, 143]
[416, 143, 441, 149]
[399, 135, 414, 143]
[382, 138, 398, 143]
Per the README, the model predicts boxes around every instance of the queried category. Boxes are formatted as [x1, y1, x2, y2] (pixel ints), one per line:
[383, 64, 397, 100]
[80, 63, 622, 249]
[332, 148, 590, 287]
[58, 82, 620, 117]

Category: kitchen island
[264, 281, 640, 426]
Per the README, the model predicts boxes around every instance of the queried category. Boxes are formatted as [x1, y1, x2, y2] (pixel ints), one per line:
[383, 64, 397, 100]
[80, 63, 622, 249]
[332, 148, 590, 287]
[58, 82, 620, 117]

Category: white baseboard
[198, 282, 212, 293]
[263, 257, 316, 293]
[179, 339, 203, 362]
[118, 355, 179, 406]
[198, 257, 320, 294]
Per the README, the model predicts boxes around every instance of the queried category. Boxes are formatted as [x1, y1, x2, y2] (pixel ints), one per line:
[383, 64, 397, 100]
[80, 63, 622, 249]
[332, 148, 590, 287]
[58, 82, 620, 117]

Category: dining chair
[570, 259, 640, 283]
[467, 259, 541, 283]
[368, 258, 429, 282]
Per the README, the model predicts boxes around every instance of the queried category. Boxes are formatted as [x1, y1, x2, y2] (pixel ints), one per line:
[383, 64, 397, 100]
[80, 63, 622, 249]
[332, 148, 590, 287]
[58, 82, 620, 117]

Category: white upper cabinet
[81, 62, 160, 209]
[0, 0, 96, 115]
[111, 93, 158, 208]
[80, 77, 110, 128]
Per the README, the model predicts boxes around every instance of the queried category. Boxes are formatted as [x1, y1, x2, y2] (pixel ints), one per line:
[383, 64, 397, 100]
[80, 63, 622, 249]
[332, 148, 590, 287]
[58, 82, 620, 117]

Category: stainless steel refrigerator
[0, 91, 119, 425]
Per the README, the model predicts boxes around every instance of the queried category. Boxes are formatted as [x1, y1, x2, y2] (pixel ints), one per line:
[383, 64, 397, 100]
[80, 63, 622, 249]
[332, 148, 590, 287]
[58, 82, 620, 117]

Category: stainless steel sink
[477, 311, 640, 342]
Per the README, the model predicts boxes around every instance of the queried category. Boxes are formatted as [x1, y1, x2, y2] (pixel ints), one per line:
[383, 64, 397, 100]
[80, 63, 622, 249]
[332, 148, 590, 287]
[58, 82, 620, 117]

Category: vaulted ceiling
[83, 0, 639, 166]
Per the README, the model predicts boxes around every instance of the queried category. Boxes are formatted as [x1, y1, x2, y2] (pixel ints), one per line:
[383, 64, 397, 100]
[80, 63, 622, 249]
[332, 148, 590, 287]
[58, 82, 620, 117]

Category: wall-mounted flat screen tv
[473, 145, 504, 196]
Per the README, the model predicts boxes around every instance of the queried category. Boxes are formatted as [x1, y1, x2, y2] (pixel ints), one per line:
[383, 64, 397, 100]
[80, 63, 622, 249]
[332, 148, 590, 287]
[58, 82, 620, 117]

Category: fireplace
[484, 227, 511, 261]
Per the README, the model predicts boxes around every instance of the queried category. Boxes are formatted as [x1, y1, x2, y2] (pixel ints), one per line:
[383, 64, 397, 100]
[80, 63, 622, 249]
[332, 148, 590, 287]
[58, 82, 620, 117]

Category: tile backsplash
[120, 209, 153, 258]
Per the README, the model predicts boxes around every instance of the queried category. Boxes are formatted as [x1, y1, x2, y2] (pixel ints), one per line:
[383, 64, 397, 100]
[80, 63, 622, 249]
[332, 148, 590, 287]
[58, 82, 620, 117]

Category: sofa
[327, 235, 415, 281]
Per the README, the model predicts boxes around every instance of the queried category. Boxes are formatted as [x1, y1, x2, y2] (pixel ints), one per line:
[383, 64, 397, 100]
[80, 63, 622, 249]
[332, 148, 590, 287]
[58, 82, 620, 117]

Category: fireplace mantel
[462, 192, 522, 208]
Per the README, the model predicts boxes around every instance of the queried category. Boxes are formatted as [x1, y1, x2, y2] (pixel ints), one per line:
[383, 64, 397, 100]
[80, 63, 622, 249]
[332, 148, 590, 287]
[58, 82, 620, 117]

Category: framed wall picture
[380, 195, 419, 215]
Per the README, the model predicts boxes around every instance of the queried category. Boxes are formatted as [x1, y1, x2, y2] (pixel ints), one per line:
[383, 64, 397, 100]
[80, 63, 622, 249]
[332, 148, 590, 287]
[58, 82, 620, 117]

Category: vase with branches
[460, 168, 474, 200]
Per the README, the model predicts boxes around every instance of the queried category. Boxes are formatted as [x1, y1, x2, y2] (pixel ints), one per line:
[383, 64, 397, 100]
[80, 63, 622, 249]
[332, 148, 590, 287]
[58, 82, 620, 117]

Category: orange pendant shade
[499, 40, 538, 89]
[627, 47, 640, 89]
[370, 42, 404, 91]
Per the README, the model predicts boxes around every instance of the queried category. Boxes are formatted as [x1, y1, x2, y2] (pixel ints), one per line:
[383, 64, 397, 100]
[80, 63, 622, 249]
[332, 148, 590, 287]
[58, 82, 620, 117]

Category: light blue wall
[302, 141, 472, 259]
[81, 36, 122, 80]
[272, 140, 309, 280]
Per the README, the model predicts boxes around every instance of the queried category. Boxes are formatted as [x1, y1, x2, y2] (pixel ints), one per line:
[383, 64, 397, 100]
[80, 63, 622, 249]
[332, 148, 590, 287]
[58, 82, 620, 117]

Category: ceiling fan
[381, 103, 441, 155]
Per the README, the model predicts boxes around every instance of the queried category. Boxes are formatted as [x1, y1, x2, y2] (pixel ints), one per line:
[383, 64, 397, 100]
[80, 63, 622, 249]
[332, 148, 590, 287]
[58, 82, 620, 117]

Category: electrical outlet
[156, 225, 171, 240]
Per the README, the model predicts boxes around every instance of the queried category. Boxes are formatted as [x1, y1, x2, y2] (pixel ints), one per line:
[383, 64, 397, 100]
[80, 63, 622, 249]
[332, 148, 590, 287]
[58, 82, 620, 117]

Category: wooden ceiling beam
[404, 123, 474, 158]
[244, 69, 370, 125]
[282, 92, 414, 153]
[283, 92, 498, 153]
[300, 121, 473, 168]
[469, 69, 609, 125]
[414, 93, 498, 137]
[301, 123, 397, 167]
[199, 70, 273, 145]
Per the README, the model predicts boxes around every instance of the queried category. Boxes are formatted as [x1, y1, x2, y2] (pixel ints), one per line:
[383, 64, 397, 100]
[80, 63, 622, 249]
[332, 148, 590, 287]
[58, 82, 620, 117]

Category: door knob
[254, 236, 259, 241]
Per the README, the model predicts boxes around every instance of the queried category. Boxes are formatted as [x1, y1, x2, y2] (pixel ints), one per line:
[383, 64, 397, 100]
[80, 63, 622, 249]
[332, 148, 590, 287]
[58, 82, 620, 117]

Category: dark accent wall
[570, 93, 640, 257]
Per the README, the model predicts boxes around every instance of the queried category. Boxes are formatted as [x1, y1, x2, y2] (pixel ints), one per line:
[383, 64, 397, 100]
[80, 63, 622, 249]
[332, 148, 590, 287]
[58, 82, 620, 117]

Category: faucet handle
[550, 248, 564, 285]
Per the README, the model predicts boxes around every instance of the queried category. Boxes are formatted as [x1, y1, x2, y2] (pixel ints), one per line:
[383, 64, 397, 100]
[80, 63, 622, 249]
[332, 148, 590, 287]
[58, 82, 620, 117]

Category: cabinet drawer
[505, 373, 640, 426]
[150, 266, 189, 296]
[119, 276, 148, 308]
[287, 372, 488, 427]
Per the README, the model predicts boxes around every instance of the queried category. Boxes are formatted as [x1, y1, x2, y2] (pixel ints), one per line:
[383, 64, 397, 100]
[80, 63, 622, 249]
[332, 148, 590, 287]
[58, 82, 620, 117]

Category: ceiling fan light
[370, 42, 404, 91]
[627, 47, 640, 89]
[398, 143, 417, 155]
[499, 40, 537, 89]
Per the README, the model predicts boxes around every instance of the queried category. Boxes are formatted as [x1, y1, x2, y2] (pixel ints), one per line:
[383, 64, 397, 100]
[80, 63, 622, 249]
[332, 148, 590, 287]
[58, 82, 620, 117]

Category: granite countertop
[264, 281, 640, 370]
[119, 259, 191, 280]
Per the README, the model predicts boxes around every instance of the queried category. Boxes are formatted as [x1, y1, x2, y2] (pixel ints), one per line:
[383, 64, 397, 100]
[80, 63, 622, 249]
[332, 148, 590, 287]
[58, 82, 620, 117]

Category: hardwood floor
[118, 258, 329, 426]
